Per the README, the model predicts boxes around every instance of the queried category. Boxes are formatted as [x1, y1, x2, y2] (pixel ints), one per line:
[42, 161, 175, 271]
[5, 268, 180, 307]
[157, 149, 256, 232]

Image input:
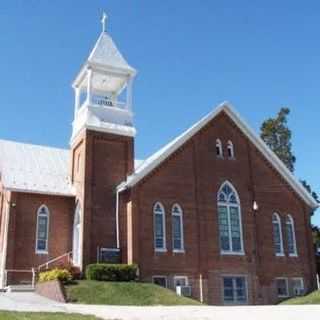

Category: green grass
[65, 280, 202, 306]
[0, 312, 101, 320]
[280, 290, 320, 305]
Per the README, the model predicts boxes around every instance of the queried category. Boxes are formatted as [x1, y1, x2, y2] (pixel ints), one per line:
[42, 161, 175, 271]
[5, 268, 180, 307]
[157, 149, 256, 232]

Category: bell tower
[71, 13, 136, 140]
[70, 13, 136, 269]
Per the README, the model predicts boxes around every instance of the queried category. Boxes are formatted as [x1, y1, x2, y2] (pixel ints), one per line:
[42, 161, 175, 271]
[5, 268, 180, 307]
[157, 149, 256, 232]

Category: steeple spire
[101, 12, 108, 33]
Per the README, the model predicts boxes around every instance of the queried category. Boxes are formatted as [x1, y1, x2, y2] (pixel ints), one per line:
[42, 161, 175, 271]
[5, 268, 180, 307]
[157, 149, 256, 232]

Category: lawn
[65, 280, 202, 305]
[280, 290, 320, 305]
[0, 312, 101, 320]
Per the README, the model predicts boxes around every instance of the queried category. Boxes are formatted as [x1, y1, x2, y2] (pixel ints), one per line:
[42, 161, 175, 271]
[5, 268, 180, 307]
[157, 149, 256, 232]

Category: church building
[0, 17, 318, 305]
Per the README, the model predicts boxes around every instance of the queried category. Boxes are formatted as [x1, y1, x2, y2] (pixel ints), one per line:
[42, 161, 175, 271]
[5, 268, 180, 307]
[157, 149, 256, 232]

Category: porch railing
[4, 268, 36, 288]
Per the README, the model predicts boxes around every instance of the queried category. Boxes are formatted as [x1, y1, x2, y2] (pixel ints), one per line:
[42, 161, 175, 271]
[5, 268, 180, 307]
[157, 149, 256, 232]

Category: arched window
[36, 205, 50, 254]
[216, 139, 223, 158]
[217, 181, 243, 254]
[76, 153, 81, 173]
[272, 213, 284, 256]
[227, 140, 234, 158]
[154, 202, 166, 251]
[286, 215, 297, 256]
[172, 204, 184, 252]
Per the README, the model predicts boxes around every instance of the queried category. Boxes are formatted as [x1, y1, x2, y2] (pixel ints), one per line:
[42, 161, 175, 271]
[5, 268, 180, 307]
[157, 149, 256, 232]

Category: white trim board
[120, 102, 318, 210]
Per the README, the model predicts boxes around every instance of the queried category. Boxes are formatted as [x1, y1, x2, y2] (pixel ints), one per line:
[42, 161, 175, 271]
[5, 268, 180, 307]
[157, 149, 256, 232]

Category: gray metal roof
[0, 139, 144, 197]
[0, 139, 73, 196]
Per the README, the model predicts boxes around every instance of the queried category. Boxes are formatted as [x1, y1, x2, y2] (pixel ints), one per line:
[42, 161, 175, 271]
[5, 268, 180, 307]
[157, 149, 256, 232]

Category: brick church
[0, 17, 318, 305]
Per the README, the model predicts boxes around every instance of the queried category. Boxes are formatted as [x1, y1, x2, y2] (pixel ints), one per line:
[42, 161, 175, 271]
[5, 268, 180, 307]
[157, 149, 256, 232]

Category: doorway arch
[72, 202, 81, 267]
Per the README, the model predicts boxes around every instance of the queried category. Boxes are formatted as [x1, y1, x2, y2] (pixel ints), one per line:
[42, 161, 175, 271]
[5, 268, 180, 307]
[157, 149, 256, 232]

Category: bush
[38, 268, 72, 283]
[85, 264, 137, 282]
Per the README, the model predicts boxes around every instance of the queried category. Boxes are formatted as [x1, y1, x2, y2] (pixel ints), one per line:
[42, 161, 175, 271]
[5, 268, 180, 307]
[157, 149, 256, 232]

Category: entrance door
[72, 203, 81, 267]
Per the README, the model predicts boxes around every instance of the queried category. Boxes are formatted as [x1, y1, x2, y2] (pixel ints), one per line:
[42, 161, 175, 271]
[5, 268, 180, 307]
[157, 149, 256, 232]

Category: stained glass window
[217, 182, 243, 253]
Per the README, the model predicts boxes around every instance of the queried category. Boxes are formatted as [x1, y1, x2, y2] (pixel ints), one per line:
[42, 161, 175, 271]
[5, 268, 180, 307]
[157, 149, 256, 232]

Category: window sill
[289, 253, 298, 257]
[155, 248, 167, 253]
[223, 301, 248, 305]
[36, 251, 48, 255]
[221, 251, 245, 256]
[275, 253, 285, 257]
[173, 249, 185, 254]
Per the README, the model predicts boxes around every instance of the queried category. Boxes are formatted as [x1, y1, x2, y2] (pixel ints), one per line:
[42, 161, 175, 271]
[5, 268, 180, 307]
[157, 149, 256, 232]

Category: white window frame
[216, 139, 223, 158]
[276, 277, 289, 298]
[221, 274, 248, 304]
[227, 140, 235, 159]
[272, 212, 284, 257]
[217, 181, 244, 255]
[152, 275, 168, 288]
[291, 277, 304, 296]
[35, 205, 50, 255]
[153, 202, 167, 252]
[286, 214, 298, 257]
[173, 276, 189, 288]
[172, 204, 184, 253]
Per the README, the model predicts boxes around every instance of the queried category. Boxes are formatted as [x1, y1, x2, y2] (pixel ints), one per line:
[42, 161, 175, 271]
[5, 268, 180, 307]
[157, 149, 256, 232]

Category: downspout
[116, 184, 127, 249]
[1, 192, 11, 288]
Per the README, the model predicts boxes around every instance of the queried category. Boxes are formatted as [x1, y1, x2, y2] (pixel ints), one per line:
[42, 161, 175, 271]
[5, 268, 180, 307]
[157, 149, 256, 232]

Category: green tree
[301, 180, 319, 216]
[260, 108, 296, 172]
[312, 225, 320, 249]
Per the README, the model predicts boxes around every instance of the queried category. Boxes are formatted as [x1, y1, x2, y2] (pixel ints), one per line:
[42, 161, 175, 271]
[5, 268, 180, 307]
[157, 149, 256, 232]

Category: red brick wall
[123, 112, 316, 305]
[36, 280, 66, 303]
[5, 192, 74, 281]
[71, 129, 134, 267]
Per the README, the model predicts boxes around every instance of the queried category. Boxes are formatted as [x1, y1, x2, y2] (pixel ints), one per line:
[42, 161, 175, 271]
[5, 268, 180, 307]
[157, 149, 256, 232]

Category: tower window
[216, 139, 223, 158]
[227, 140, 235, 158]
[77, 153, 81, 173]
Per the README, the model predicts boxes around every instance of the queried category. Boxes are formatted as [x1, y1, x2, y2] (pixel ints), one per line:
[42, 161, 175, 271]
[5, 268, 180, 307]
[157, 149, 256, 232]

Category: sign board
[99, 248, 120, 264]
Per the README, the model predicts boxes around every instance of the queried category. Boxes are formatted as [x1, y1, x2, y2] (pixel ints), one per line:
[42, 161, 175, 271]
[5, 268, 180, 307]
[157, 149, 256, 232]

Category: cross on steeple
[101, 12, 108, 33]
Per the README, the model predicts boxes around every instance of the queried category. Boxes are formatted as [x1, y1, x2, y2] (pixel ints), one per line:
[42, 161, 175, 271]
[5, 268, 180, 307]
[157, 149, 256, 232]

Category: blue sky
[0, 1, 319, 224]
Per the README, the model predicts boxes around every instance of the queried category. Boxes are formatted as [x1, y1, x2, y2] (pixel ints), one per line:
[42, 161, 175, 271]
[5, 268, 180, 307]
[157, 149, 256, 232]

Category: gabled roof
[88, 32, 135, 73]
[121, 102, 318, 209]
[0, 139, 74, 196]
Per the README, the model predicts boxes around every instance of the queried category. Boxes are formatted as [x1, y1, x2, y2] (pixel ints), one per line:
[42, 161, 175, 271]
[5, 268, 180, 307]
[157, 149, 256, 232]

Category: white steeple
[71, 13, 137, 141]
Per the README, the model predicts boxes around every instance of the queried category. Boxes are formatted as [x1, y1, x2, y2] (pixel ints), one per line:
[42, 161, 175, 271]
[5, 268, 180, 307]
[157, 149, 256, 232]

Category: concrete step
[5, 285, 35, 292]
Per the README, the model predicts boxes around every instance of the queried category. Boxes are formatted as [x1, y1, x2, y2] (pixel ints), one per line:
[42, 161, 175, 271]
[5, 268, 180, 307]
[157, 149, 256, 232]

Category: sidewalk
[0, 292, 319, 320]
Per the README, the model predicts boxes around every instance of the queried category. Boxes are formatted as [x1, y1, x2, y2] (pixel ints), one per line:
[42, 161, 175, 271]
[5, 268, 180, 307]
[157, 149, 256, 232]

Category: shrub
[38, 268, 72, 283]
[85, 264, 138, 281]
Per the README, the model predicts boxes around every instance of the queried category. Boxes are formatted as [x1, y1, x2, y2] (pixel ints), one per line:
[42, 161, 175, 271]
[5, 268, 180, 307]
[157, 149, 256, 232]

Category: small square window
[174, 276, 188, 288]
[152, 276, 167, 288]
[276, 278, 289, 297]
[291, 278, 304, 296]
[222, 276, 247, 304]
